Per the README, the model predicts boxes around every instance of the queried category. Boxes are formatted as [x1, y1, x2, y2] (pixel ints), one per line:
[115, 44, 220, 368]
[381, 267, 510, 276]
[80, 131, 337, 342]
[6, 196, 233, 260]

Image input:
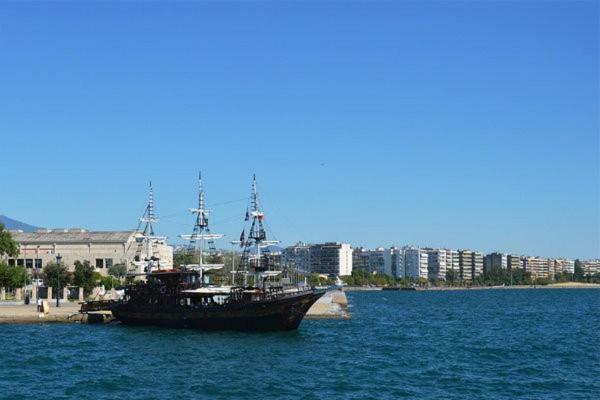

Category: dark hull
[112, 290, 324, 331]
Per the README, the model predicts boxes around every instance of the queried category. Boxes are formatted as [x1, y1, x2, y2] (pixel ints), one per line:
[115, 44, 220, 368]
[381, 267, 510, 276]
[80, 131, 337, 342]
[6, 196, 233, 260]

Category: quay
[305, 290, 350, 319]
[0, 302, 113, 324]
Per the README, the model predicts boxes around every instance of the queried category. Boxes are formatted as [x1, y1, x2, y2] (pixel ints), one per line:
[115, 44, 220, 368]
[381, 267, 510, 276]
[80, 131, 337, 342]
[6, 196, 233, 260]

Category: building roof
[9, 229, 137, 244]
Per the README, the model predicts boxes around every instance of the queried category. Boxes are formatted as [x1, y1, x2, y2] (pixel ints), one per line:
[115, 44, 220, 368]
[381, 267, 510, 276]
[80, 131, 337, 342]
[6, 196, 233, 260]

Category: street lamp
[56, 254, 62, 308]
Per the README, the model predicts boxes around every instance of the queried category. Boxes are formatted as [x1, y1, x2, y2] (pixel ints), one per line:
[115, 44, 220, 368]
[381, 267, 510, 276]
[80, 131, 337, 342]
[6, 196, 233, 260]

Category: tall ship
[100, 175, 324, 331]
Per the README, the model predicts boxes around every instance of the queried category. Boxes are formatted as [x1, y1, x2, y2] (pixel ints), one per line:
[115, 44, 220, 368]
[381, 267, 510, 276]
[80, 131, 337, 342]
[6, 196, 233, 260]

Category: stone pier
[306, 290, 350, 319]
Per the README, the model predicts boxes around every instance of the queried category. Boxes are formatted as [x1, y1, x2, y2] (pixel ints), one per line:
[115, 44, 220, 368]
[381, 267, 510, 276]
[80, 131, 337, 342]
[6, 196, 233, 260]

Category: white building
[554, 259, 575, 275]
[367, 247, 393, 276]
[426, 248, 455, 281]
[403, 247, 429, 279]
[309, 242, 353, 276]
[582, 260, 600, 275]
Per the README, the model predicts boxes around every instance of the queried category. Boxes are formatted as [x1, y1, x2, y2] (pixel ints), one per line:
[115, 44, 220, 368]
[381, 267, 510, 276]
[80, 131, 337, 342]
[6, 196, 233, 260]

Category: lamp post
[56, 254, 62, 308]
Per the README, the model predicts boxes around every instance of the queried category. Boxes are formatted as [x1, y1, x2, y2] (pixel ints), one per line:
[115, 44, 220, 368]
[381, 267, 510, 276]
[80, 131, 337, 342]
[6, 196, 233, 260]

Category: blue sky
[0, 1, 598, 259]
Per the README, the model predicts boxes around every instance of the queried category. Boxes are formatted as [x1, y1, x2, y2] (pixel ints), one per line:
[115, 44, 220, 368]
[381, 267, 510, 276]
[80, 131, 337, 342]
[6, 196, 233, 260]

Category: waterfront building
[457, 250, 483, 281]
[403, 247, 428, 280]
[391, 247, 403, 278]
[507, 254, 521, 271]
[309, 242, 353, 276]
[351, 247, 394, 276]
[425, 248, 454, 281]
[483, 252, 508, 275]
[473, 252, 484, 279]
[352, 247, 371, 272]
[5, 229, 173, 275]
[522, 257, 550, 279]
[582, 260, 600, 275]
[282, 242, 311, 273]
[449, 249, 460, 274]
[367, 247, 392, 276]
[553, 259, 575, 275]
[458, 250, 473, 281]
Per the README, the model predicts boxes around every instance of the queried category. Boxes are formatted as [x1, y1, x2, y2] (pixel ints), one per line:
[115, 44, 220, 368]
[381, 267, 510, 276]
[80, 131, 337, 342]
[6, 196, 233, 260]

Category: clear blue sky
[1, 1, 598, 259]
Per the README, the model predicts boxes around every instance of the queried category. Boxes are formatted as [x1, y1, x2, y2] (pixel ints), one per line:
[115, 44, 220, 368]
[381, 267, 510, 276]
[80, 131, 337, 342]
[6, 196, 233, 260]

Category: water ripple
[1, 289, 598, 399]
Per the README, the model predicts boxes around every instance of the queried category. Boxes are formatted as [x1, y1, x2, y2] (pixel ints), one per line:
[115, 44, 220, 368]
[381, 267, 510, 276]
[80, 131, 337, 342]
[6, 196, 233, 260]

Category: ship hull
[112, 290, 324, 331]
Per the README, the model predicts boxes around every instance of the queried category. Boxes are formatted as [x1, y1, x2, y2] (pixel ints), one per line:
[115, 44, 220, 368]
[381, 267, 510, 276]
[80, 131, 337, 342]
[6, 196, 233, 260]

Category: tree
[108, 263, 128, 280]
[73, 260, 95, 295]
[173, 252, 198, 268]
[0, 224, 18, 258]
[0, 262, 27, 289]
[42, 262, 72, 292]
[446, 269, 458, 286]
[574, 259, 585, 282]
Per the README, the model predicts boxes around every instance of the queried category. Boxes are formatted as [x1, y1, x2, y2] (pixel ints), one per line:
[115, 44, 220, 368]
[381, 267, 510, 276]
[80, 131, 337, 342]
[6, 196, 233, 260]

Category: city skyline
[1, 1, 598, 259]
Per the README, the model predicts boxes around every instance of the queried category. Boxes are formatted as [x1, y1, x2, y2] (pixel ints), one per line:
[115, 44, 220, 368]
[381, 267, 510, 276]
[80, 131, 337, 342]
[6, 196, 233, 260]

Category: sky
[0, 0, 598, 259]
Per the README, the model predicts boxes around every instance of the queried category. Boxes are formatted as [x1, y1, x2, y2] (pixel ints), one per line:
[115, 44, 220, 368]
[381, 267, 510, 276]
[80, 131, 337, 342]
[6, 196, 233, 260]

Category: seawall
[305, 290, 350, 319]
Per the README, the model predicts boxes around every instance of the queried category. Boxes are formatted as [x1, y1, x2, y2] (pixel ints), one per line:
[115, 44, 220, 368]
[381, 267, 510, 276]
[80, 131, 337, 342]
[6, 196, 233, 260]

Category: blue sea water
[1, 289, 599, 399]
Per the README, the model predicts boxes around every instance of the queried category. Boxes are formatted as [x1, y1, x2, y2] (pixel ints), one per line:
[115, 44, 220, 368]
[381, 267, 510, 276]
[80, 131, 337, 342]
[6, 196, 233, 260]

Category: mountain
[0, 215, 39, 232]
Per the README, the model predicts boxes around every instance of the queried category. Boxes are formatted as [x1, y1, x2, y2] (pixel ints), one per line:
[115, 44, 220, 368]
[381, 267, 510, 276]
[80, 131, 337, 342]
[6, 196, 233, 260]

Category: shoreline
[343, 282, 600, 292]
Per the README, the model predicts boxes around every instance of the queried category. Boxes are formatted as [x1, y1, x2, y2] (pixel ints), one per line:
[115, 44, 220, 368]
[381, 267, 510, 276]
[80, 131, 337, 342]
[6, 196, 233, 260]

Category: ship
[100, 175, 324, 331]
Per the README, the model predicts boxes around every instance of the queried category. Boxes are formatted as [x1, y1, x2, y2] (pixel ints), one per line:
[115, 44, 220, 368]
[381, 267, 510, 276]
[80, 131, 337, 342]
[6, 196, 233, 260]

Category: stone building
[4, 229, 173, 276]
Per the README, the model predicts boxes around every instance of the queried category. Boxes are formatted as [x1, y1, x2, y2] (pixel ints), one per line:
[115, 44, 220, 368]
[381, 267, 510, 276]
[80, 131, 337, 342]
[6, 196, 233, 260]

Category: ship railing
[80, 300, 115, 312]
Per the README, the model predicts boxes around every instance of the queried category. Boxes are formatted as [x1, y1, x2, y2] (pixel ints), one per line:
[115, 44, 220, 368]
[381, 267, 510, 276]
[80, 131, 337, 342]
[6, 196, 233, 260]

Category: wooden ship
[83, 175, 324, 331]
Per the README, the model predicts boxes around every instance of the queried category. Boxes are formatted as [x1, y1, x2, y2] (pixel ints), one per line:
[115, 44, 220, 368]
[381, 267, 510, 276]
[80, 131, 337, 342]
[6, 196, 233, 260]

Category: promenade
[0, 302, 81, 323]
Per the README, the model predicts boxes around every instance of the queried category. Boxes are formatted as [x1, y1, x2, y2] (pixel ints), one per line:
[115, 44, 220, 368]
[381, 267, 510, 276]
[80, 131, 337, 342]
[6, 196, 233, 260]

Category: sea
[1, 289, 598, 400]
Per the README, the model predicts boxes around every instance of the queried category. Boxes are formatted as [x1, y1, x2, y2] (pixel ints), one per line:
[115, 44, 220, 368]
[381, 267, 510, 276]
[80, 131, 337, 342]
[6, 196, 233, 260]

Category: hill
[0, 215, 39, 232]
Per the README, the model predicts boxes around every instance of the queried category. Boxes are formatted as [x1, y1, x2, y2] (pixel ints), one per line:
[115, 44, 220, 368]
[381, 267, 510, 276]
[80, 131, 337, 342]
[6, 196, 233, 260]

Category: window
[17, 259, 24, 267]
[25, 259, 33, 268]
[105, 258, 113, 269]
[95, 258, 104, 268]
[8, 259, 15, 266]
[35, 259, 42, 269]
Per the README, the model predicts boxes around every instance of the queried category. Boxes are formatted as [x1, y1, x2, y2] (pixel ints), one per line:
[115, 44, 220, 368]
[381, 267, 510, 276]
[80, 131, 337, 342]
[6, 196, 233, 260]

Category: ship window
[25, 259, 33, 268]
[96, 258, 104, 268]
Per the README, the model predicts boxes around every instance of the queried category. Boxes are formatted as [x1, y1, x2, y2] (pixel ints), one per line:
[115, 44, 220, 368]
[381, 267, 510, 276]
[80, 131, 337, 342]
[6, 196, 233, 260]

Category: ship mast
[179, 172, 224, 282]
[237, 175, 280, 288]
[133, 181, 167, 274]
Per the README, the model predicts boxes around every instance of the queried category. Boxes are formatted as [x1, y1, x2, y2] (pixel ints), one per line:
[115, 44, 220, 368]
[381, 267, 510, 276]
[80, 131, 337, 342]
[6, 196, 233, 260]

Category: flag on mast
[239, 229, 245, 247]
